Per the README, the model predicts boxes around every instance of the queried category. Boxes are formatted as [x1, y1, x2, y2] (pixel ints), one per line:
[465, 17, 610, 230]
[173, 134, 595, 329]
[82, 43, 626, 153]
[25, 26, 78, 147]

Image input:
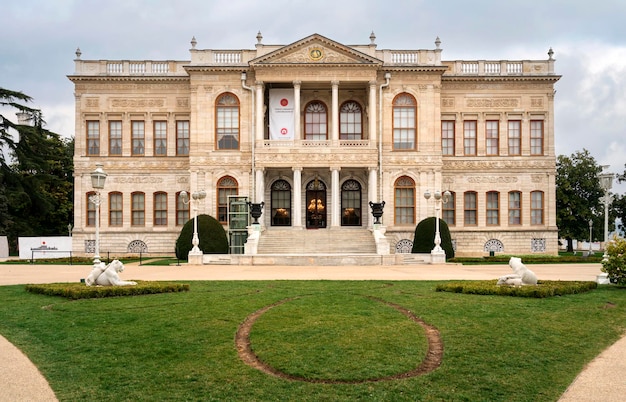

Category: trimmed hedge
[449, 255, 603, 264]
[175, 214, 229, 260]
[412, 217, 454, 259]
[25, 281, 190, 300]
[435, 280, 597, 298]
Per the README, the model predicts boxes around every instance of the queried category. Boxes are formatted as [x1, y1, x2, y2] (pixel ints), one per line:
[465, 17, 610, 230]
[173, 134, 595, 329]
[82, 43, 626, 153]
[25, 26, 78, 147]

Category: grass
[0, 280, 625, 401]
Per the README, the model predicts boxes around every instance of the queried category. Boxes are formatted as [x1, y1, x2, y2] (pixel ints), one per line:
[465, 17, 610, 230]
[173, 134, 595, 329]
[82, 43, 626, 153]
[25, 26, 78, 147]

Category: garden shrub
[25, 282, 190, 300]
[435, 280, 597, 298]
[411, 217, 454, 259]
[602, 236, 626, 285]
[175, 214, 229, 260]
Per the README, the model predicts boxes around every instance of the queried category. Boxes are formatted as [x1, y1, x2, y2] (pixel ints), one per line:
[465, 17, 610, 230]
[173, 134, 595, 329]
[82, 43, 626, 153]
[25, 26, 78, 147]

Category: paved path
[0, 262, 623, 401]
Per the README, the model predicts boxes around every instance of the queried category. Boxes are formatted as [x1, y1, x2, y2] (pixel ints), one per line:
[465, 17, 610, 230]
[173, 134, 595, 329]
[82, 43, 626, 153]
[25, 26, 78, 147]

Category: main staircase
[257, 228, 377, 255]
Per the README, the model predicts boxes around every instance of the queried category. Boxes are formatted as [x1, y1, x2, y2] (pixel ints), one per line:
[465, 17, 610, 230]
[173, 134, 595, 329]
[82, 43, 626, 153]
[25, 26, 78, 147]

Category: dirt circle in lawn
[235, 295, 443, 384]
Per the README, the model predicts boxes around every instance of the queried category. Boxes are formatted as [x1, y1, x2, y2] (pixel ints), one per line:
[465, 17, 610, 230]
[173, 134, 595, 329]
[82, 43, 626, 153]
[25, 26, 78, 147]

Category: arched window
[341, 179, 362, 226]
[176, 191, 190, 226]
[442, 191, 456, 226]
[340, 101, 362, 140]
[215, 93, 240, 150]
[109, 192, 123, 226]
[217, 176, 238, 223]
[304, 101, 328, 140]
[394, 176, 415, 225]
[531, 191, 544, 225]
[464, 191, 477, 226]
[486, 191, 500, 226]
[131, 192, 145, 226]
[392, 93, 417, 150]
[154, 192, 167, 226]
[86, 192, 96, 226]
[508, 191, 522, 225]
[271, 180, 292, 226]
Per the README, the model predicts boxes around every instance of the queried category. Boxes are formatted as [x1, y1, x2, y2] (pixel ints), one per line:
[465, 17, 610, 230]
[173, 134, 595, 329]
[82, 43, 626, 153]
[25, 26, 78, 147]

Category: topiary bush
[411, 217, 454, 259]
[436, 280, 597, 298]
[602, 236, 626, 285]
[175, 214, 229, 260]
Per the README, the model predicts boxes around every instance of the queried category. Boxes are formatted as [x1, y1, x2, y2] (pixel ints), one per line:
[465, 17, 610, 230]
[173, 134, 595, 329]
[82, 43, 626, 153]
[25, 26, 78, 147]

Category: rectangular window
[87, 121, 100, 155]
[86, 192, 96, 226]
[132, 193, 145, 226]
[442, 192, 455, 226]
[131, 121, 145, 156]
[463, 121, 477, 155]
[109, 193, 123, 226]
[464, 192, 477, 226]
[530, 120, 544, 155]
[176, 192, 190, 226]
[394, 187, 415, 224]
[154, 193, 167, 226]
[486, 121, 499, 156]
[442, 121, 455, 156]
[531, 191, 544, 224]
[508, 191, 521, 225]
[486, 191, 500, 225]
[393, 108, 416, 150]
[154, 121, 167, 156]
[508, 121, 521, 155]
[177, 121, 189, 156]
[109, 121, 122, 156]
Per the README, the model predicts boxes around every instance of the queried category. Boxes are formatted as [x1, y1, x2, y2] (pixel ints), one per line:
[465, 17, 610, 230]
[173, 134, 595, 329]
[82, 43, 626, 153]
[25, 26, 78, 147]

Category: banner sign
[18, 236, 72, 260]
[269, 89, 295, 140]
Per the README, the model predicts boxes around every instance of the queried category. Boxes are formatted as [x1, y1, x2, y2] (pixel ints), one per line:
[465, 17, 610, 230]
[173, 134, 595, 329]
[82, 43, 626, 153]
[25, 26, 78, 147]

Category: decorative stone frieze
[466, 98, 520, 108]
[111, 98, 165, 108]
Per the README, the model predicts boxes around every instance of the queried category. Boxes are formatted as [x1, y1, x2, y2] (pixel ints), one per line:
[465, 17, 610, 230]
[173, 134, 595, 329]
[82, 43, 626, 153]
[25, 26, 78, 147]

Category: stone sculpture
[85, 259, 137, 286]
[497, 256, 538, 286]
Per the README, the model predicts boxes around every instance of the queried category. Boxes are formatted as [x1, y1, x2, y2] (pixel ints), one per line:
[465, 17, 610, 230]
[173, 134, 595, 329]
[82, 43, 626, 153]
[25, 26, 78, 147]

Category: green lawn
[0, 280, 624, 401]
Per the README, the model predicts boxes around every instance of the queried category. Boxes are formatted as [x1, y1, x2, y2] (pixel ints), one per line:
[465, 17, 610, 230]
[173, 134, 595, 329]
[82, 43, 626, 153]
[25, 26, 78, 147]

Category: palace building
[69, 32, 560, 263]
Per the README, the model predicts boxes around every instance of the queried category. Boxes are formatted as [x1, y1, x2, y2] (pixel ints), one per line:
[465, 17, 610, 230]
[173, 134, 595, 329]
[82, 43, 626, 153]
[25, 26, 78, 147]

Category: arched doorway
[271, 180, 291, 226]
[306, 179, 327, 229]
[341, 179, 362, 226]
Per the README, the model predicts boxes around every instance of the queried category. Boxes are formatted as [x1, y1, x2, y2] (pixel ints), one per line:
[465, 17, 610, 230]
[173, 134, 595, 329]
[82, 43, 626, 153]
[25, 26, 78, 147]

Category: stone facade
[69, 33, 560, 258]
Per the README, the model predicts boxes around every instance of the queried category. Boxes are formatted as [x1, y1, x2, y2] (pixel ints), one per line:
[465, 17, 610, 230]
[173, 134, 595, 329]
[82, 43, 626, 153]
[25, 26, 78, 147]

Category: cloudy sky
[2, 0, 625, 190]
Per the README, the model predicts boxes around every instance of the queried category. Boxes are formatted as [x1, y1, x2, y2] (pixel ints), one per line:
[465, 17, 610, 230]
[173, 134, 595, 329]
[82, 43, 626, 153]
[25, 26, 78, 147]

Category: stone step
[257, 228, 376, 255]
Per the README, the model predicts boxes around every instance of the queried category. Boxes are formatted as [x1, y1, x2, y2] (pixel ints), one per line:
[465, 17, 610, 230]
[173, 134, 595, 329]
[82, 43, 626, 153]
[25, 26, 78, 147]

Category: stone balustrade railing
[444, 59, 555, 76]
[262, 140, 372, 148]
[73, 60, 189, 76]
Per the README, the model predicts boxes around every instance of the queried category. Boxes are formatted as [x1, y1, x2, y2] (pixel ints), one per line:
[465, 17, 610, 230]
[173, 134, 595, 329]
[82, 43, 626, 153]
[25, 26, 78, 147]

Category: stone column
[369, 81, 377, 144]
[255, 168, 265, 205]
[255, 81, 264, 141]
[293, 167, 302, 228]
[293, 81, 301, 140]
[331, 81, 339, 142]
[331, 168, 341, 227]
[368, 167, 378, 227]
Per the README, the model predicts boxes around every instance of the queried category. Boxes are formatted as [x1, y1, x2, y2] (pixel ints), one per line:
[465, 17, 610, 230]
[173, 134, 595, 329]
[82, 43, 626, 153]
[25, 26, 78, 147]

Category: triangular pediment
[251, 34, 382, 66]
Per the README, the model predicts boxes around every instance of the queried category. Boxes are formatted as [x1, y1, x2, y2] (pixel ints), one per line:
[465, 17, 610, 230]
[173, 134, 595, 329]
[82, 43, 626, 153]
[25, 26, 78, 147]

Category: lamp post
[424, 189, 451, 259]
[598, 167, 614, 260]
[89, 163, 107, 264]
[589, 219, 593, 255]
[179, 190, 207, 257]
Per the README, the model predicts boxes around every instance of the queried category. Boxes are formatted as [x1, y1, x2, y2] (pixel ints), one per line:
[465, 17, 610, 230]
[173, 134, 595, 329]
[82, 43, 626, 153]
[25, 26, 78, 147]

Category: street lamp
[179, 190, 207, 257]
[589, 219, 593, 255]
[598, 167, 614, 260]
[89, 163, 107, 263]
[424, 189, 451, 259]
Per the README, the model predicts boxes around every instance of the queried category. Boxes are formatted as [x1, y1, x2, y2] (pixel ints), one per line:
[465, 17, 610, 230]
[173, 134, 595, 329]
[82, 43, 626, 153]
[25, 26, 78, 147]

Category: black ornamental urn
[369, 201, 385, 224]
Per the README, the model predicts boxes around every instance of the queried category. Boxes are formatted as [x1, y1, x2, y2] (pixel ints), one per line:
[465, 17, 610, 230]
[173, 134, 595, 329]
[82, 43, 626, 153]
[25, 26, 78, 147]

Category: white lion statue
[497, 257, 538, 286]
[85, 259, 137, 286]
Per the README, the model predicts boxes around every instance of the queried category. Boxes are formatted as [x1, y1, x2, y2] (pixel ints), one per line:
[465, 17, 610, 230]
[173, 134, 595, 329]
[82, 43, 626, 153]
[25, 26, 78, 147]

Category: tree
[556, 149, 614, 252]
[612, 164, 626, 235]
[0, 87, 74, 254]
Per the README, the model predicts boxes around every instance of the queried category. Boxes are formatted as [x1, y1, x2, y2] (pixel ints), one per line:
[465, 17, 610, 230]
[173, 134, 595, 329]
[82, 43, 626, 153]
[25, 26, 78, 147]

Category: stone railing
[444, 59, 555, 76]
[262, 139, 372, 148]
[72, 60, 188, 76]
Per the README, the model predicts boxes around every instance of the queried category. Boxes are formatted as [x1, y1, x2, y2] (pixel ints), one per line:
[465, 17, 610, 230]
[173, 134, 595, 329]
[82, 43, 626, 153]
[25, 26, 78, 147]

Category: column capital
[293, 80, 302, 87]
[369, 80, 377, 87]
[331, 80, 340, 87]
[329, 167, 341, 172]
[255, 80, 264, 87]
[292, 166, 302, 172]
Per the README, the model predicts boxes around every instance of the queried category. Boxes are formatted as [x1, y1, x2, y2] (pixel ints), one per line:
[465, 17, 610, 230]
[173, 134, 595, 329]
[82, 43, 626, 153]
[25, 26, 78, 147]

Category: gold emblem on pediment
[308, 47, 324, 61]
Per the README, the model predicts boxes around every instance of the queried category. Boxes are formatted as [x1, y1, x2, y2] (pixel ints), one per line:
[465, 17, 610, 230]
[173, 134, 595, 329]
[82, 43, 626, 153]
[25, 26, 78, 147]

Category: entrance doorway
[306, 179, 327, 229]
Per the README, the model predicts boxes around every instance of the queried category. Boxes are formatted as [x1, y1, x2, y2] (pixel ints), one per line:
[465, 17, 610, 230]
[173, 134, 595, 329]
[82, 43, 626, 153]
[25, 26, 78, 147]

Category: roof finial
[75, 47, 82, 59]
[256, 31, 263, 44]
[190, 36, 197, 49]
[369, 31, 376, 45]
[548, 47, 554, 60]
[435, 36, 441, 49]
